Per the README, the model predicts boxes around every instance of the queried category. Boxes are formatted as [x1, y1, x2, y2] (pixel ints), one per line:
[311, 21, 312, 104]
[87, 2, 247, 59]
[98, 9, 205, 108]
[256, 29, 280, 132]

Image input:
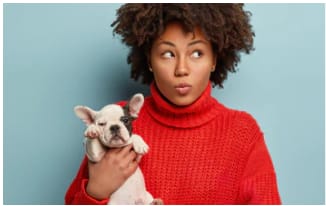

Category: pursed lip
[175, 83, 192, 88]
[174, 83, 192, 95]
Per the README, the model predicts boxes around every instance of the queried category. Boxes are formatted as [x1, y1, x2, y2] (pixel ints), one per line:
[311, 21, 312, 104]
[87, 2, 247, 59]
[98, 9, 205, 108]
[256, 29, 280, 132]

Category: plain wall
[3, 3, 325, 204]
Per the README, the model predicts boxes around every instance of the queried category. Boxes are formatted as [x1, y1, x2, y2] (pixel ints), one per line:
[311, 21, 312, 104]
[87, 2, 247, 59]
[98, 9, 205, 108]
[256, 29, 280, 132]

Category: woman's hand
[86, 144, 139, 200]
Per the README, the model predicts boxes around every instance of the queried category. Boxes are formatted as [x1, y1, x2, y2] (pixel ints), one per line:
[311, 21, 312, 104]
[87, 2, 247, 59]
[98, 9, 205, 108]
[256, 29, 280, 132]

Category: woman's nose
[174, 56, 189, 77]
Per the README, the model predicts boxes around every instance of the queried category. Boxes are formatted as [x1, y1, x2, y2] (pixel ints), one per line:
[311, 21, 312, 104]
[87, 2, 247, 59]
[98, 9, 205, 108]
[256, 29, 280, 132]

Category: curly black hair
[111, 3, 255, 88]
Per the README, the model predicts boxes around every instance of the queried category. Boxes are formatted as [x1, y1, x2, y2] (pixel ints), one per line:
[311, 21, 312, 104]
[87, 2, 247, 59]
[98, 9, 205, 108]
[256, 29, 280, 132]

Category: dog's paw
[135, 198, 145, 205]
[132, 136, 149, 154]
[151, 198, 164, 205]
[84, 124, 100, 138]
[133, 141, 149, 154]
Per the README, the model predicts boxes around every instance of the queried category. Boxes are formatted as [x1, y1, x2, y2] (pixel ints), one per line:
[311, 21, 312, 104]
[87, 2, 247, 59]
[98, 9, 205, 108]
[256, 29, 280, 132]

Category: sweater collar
[144, 82, 225, 128]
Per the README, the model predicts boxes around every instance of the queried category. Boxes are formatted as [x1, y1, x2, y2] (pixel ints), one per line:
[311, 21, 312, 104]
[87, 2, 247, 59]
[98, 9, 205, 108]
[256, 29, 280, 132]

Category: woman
[65, 4, 281, 204]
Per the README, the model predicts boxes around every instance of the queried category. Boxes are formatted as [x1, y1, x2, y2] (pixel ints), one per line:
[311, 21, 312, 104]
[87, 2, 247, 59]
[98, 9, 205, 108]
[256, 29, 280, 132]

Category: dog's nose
[110, 125, 120, 133]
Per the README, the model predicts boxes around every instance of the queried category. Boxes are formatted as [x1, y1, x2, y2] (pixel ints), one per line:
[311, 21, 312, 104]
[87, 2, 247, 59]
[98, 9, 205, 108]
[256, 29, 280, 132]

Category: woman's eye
[191, 50, 202, 58]
[162, 51, 174, 59]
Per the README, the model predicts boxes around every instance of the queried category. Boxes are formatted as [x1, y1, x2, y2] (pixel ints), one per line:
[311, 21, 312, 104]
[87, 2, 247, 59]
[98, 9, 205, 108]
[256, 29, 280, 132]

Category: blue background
[3, 3, 325, 204]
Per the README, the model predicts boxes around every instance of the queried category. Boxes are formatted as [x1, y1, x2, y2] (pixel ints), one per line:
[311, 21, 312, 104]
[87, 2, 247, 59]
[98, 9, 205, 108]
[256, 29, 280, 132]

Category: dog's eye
[120, 116, 130, 124]
[97, 122, 106, 126]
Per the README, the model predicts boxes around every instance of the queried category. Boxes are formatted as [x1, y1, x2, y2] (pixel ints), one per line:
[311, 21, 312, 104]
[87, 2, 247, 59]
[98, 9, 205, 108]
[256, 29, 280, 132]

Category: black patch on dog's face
[122, 104, 136, 136]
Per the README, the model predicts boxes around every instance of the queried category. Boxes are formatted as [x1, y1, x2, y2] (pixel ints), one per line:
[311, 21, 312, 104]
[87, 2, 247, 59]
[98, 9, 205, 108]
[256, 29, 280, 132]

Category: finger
[105, 147, 122, 157]
[135, 154, 143, 163]
[118, 144, 134, 157]
[124, 150, 137, 163]
[117, 149, 137, 168]
[126, 159, 139, 174]
[118, 149, 138, 170]
[88, 159, 96, 165]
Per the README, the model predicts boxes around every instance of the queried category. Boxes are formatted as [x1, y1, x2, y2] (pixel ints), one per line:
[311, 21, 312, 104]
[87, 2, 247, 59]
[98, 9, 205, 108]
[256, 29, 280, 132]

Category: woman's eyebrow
[157, 41, 175, 47]
[157, 39, 208, 47]
[188, 40, 208, 46]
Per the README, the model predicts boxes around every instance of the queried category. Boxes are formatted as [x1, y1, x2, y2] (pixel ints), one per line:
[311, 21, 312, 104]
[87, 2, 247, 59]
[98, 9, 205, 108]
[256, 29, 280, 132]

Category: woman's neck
[143, 82, 226, 128]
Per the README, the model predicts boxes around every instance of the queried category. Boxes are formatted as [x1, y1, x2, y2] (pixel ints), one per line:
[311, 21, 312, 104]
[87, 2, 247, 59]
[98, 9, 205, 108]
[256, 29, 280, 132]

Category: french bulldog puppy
[74, 93, 162, 205]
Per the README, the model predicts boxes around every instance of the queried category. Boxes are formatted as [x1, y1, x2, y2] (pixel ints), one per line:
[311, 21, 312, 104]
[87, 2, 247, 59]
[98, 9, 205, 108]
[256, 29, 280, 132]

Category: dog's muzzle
[110, 124, 120, 134]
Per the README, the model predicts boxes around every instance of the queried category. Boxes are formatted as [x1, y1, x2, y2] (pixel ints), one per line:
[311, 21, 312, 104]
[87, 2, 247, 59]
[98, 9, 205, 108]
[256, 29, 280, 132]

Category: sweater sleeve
[237, 115, 281, 204]
[65, 156, 109, 205]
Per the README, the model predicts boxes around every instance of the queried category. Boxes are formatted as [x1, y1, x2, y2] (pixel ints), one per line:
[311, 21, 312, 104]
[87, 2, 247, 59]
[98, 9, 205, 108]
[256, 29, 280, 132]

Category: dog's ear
[128, 93, 144, 118]
[74, 106, 97, 125]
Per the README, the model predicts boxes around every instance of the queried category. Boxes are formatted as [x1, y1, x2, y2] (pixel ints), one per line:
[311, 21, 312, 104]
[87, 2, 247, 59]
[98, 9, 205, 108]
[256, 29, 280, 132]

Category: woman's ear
[146, 51, 153, 72]
[147, 60, 153, 72]
[146, 54, 152, 68]
[212, 55, 217, 72]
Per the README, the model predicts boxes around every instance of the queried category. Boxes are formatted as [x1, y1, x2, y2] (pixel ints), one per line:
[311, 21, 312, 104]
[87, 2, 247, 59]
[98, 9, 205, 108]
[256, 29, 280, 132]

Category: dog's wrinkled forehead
[97, 104, 124, 121]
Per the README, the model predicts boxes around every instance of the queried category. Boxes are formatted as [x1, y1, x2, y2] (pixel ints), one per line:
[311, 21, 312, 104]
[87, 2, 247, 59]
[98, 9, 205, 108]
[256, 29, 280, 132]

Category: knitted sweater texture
[65, 83, 281, 204]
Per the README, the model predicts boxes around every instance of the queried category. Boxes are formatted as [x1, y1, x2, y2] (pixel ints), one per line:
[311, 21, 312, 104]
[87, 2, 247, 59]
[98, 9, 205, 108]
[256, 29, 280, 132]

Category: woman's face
[150, 22, 216, 106]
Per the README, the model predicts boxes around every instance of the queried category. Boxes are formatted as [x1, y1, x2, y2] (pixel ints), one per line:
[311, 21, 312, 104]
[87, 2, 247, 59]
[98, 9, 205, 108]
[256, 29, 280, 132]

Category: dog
[74, 93, 162, 205]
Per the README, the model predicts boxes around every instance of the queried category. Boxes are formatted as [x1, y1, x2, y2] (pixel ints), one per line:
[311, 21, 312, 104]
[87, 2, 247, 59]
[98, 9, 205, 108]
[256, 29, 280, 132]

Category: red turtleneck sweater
[65, 83, 281, 204]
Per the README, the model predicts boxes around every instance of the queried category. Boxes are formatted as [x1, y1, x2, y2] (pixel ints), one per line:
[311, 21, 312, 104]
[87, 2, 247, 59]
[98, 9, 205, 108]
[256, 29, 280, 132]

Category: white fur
[109, 167, 153, 205]
[74, 94, 155, 204]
